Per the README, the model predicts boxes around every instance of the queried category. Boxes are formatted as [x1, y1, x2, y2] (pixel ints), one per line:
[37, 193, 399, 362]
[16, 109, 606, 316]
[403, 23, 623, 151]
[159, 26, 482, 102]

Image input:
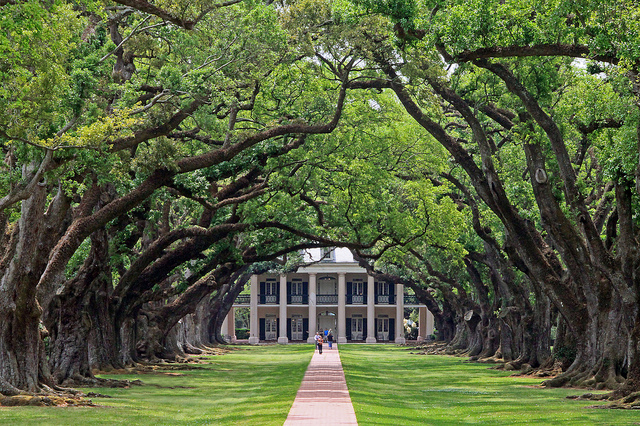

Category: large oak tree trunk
[436, 298, 457, 342]
[87, 278, 122, 372]
[210, 274, 247, 344]
[546, 286, 628, 389]
[0, 177, 70, 395]
[496, 317, 514, 362]
[119, 317, 138, 366]
[446, 318, 470, 354]
[464, 310, 483, 357]
[47, 228, 111, 385]
[184, 314, 206, 354]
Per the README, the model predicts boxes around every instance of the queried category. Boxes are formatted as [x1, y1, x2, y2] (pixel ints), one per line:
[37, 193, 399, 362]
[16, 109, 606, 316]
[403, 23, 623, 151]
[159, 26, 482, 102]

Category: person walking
[314, 331, 323, 354]
[327, 330, 334, 349]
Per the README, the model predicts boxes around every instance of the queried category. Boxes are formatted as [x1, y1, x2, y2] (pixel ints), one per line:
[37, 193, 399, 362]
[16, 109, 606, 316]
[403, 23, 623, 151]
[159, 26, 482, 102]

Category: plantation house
[223, 248, 434, 344]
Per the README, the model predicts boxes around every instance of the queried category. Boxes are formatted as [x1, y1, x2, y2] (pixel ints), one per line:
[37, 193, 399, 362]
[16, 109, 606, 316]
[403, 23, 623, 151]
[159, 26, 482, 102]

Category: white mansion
[222, 248, 434, 344]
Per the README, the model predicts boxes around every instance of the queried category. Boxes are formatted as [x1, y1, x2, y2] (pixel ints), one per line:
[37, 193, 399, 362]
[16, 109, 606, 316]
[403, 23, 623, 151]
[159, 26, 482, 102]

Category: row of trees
[338, 0, 640, 398]
[2, 0, 640, 406]
[0, 0, 454, 397]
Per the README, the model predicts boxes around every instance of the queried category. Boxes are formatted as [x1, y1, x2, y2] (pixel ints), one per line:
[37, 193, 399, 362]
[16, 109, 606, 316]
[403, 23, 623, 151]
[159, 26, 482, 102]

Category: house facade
[222, 249, 434, 344]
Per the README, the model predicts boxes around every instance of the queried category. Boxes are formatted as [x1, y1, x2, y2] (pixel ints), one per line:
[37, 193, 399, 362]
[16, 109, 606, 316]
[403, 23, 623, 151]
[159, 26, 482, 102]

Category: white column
[278, 274, 288, 344]
[227, 307, 236, 343]
[338, 273, 347, 343]
[417, 306, 427, 343]
[307, 273, 317, 343]
[427, 309, 435, 337]
[366, 275, 376, 343]
[395, 283, 406, 344]
[249, 275, 259, 344]
[221, 315, 228, 342]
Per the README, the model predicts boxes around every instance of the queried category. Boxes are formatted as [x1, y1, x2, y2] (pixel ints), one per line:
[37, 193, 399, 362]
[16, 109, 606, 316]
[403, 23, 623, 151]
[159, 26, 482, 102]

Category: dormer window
[320, 247, 335, 262]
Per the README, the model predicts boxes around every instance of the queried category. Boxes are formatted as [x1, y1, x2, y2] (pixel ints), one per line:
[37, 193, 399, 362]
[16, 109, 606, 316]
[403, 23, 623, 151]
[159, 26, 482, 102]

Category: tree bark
[47, 228, 112, 385]
[0, 174, 70, 395]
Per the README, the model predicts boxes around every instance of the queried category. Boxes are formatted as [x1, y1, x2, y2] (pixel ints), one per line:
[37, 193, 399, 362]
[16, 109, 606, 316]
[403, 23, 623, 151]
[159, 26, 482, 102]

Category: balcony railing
[404, 295, 419, 305]
[235, 294, 250, 304]
[346, 294, 365, 304]
[248, 293, 413, 305]
[259, 294, 279, 304]
[317, 294, 338, 304]
[375, 294, 395, 304]
[287, 294, 309, 304]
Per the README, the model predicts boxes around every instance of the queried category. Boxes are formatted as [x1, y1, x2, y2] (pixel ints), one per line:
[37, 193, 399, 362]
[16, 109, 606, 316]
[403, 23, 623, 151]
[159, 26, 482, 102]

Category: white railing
[265, 295, 277, 304]
[317, 294, 338, 304]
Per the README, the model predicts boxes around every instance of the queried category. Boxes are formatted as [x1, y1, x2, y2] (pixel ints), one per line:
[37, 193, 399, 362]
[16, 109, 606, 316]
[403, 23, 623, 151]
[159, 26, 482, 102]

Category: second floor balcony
[248, 291, 419, 306]
[259, 294, 280, 304]
[317, 294, 338, 304]
[288, 294, 309, 304]
[346, 294, 365, 304]
[375, 294, 395, 304]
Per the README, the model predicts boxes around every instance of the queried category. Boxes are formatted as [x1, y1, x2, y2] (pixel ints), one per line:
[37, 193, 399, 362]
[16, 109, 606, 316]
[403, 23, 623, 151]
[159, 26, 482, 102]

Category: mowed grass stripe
[0, 345, 312, 426]
[340, 344, 639, 425]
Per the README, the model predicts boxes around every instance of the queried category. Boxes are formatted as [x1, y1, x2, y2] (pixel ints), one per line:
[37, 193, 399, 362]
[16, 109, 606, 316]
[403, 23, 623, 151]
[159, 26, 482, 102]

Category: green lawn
[2, 344, 639, 425]
[340, 344, 640, 425]
[0, 345, 312, 425]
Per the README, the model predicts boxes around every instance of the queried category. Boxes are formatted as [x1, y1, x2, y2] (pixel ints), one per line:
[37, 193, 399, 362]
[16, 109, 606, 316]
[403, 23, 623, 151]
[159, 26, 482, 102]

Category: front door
[292, 316, 304, 340]
[351, 317, 363, 340]
[317, 312, 336, 335]
[265, 318, 277, 340]
[377, 318, 389, 341]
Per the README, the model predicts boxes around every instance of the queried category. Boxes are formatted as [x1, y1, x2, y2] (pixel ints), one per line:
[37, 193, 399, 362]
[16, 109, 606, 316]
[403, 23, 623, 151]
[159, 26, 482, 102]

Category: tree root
[543, 365, 624, 391]
[0, 394, 97, 407]
[95, 362, 207, 378]
[0, 384, 104, 407]
[183, 342, 203, 355]
[59, 375, 142, 389]
[563, 391, 640, 409]
[409, 341, 450, 355]
[0, 377, 22, 397]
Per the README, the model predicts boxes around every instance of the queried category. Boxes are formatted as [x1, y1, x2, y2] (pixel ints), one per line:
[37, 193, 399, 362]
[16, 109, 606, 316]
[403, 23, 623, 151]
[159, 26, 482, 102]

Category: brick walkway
[283, 344, 358, 425]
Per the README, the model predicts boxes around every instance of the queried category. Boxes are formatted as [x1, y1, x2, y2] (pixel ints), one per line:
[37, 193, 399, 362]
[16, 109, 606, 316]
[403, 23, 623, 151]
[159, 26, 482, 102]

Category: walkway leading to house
[283, 344, 358, 425]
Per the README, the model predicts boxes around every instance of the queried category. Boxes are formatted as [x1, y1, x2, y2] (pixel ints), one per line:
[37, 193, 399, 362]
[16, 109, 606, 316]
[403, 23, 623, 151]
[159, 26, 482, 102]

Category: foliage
[0, 0, 82, 141]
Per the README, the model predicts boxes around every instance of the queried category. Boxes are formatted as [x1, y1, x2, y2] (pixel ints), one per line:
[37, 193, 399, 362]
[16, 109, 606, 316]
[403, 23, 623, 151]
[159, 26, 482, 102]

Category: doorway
[377, 317, 389, 341]
[317, 311, 336, 335]
[265, 317, 277, 341]
[291, 315, 304, 340]
[351, 316, 364, 340]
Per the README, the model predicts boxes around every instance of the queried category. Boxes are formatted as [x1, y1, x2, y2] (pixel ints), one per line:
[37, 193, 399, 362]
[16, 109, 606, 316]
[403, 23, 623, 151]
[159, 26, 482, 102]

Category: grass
[0, 344, 312, 425]
[2, 344, 640, 425]
[339, 344, 640, 425]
